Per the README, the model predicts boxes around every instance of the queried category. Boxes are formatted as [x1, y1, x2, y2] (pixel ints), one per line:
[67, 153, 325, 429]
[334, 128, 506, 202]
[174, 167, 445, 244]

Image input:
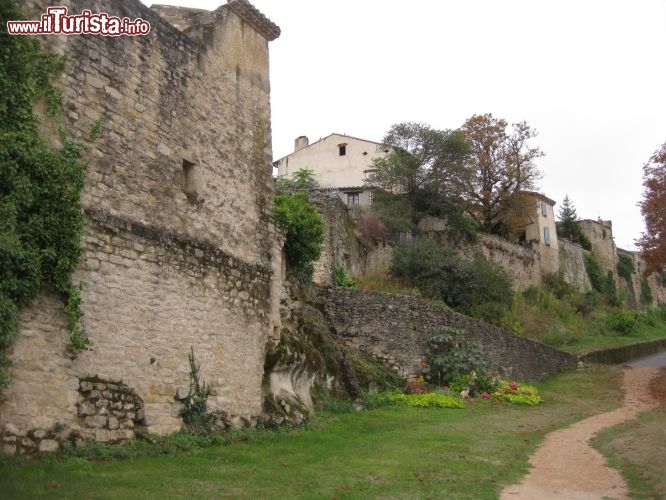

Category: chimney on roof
[294, 136, 309, 152]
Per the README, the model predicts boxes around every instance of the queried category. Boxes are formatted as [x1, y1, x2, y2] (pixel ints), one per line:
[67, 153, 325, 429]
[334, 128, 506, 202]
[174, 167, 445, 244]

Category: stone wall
[580, 338, 666, 365]
[477, 235, 542, 290]
[309, 192, 395, 285]
[558, 240, 591, 291]
[325, 288, 578, 381]
[580, 220, 617, 281]
[1, 0, 282, 453]
[310, 193, 364, 285]
[646, 273, 666, 305]
[617, 249, 666, 307]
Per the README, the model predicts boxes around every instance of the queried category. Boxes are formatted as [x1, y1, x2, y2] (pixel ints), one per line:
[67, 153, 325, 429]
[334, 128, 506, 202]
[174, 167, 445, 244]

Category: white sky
[144, 0, 666, 250]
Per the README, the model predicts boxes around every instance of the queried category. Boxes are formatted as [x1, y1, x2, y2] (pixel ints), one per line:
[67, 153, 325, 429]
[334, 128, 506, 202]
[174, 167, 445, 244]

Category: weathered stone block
[3, 423, 23, 436]
[95, 429, 111, 443]
[86, 415, 107, 429]
[31, 429, 46, 440]
[115, 429, 134, 441]
[170, 402, 184, 417]
[39, 439, 59, 453]
[78, 401, 96, 416]
[2, 444, 17, 456]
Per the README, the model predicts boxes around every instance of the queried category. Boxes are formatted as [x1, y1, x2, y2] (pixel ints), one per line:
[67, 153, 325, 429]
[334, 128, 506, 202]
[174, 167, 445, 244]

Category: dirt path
[501, 366, 659, 500]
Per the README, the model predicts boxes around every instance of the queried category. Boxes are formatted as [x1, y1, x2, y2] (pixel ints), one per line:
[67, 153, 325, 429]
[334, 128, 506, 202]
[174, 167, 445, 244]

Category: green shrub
[274, 192, 324, 282]
[448, 371, 497, 396]
[605, 310, 641, 335]
[379, 391, 465, 409]
[654, 304, 666, 322]
[179, 348, 226, 436]
[541, 326, 579, 347]
[492, 381, 543, 405]
[332, 266, 357, 288]
[391, 238, 512, 319]
[425, 328, 491, 386]
[542, 273, 576, 300]
[617, 254, 635, 281]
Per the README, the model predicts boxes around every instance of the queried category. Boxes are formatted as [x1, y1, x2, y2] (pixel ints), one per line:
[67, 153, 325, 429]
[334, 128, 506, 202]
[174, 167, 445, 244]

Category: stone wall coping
[226, 0, 280, 41]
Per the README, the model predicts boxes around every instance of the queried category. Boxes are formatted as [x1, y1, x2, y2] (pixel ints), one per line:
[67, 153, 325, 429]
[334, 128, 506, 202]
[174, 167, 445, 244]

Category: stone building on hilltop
[274, 133, 389, 209]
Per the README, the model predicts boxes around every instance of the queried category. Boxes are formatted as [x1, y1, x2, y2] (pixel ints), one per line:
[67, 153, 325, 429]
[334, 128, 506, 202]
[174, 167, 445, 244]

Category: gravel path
[501, 366, 659, 500]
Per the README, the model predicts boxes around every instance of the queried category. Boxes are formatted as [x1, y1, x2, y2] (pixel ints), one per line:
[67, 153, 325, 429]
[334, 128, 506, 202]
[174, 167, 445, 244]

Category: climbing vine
[1, 0, 89, 387]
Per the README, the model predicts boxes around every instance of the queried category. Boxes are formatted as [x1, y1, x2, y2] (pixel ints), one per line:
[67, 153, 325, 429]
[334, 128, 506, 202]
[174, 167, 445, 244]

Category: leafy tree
[366, 122, 475, 240]
[275, 167, 319, 194]
[637, 141, 666, 273]
[459, 114, 544, 234]
[274, 192, 324, 282]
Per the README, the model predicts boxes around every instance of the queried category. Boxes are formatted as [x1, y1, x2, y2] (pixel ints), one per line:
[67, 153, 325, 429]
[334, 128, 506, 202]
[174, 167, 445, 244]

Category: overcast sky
[144, 0, 666, 250]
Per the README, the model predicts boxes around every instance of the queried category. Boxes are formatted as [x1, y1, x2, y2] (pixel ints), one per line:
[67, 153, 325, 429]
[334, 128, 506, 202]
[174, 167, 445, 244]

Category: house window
[544, 227, 551, 246]
[347, 193, 360, 206]
[338, 144, 347, 156]
[541, 202, 548, 217]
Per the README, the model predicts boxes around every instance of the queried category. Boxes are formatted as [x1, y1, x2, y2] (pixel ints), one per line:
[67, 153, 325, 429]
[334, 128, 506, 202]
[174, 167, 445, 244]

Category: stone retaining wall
[580, 339, 666, 365]
[325, 288, 577, 381]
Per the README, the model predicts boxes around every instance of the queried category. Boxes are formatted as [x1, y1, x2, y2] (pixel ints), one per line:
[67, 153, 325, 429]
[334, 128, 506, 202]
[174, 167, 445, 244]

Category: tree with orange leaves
[637, 141, 666, 273]
[459, 114, 544, 234]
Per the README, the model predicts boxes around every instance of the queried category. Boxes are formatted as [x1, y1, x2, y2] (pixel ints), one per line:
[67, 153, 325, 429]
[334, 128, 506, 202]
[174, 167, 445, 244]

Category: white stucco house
[274, 133, 389, 208]
[522, 191, 559, 250]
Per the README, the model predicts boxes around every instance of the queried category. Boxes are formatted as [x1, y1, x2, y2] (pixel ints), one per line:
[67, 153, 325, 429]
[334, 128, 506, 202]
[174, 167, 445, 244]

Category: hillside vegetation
[358, 238, 666, 355]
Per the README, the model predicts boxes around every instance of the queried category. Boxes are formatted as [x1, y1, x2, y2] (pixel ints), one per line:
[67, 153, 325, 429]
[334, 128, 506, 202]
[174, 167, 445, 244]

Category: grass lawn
[0, 366, 623, 499]
[559, 319, 666, 356]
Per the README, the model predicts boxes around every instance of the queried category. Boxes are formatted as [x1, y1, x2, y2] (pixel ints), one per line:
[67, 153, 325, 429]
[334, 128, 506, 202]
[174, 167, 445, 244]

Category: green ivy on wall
[1, 0, 89, 387]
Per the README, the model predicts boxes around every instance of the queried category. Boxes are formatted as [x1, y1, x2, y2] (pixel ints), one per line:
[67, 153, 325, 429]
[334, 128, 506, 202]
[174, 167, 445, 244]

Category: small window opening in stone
[182, 158, 197, 202]
[338, 144, 347, 156]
